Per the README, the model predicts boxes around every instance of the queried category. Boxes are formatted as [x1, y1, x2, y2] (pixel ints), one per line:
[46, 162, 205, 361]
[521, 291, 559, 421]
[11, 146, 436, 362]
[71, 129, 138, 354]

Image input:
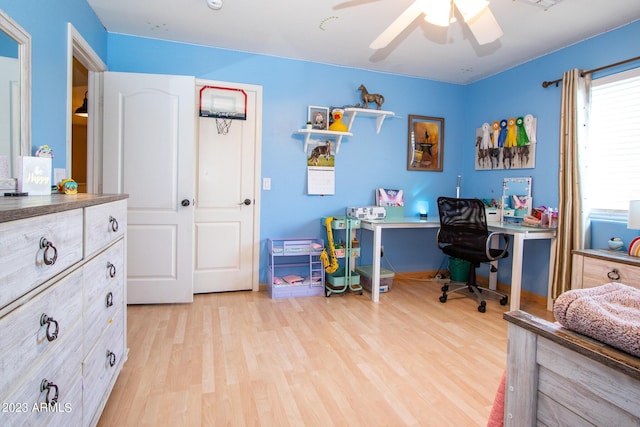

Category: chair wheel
[500, 296, 508, 306]
[441, 285, 449, 292]
[439, 295, 448, 303]
[478, 301, 486, 313]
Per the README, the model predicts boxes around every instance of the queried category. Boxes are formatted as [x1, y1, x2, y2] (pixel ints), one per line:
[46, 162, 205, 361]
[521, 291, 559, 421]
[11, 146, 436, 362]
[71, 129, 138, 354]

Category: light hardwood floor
[98, 277, 552, 426]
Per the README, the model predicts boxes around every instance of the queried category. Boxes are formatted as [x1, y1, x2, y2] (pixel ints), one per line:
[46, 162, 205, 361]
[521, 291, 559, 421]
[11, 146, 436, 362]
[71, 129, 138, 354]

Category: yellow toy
[328, 109, 348, 132]
[320, 217, 339, 273]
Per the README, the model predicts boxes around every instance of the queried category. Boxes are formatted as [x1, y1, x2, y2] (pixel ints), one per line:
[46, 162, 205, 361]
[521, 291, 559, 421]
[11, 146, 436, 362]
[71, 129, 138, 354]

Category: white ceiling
[87, 0, 640, 84]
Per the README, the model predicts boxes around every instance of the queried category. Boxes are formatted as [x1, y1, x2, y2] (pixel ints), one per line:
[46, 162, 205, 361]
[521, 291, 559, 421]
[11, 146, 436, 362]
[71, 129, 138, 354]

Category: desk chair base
[438, 266, 508, 313]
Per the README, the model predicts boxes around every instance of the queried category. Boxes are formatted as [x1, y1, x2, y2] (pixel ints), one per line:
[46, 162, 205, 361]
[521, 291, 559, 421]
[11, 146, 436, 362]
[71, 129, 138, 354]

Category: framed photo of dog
[407, 115, 444, 172]
[308, 106, 329, 130]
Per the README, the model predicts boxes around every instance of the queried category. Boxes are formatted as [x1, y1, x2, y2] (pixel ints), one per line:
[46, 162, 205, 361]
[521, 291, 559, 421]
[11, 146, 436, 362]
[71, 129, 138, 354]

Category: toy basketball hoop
[199, 85, 247, 135]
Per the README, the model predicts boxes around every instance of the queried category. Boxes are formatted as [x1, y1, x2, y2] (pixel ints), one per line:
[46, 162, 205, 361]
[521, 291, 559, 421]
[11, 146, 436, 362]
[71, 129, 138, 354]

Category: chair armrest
[485, 232, 510, 261]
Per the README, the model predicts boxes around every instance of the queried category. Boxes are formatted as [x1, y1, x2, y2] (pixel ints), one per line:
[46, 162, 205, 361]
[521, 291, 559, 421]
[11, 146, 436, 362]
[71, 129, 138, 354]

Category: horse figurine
[358, 84, 384, 110]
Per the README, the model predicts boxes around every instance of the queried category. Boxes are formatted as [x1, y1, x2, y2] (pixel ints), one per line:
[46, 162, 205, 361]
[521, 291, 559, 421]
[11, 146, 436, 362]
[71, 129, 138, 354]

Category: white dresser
[571, 248, 640, 290]
[0, 194, 127, 426]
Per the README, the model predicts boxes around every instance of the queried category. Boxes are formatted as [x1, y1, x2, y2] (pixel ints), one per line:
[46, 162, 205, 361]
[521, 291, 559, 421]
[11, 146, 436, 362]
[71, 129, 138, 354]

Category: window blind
[586, 67, 640, 212]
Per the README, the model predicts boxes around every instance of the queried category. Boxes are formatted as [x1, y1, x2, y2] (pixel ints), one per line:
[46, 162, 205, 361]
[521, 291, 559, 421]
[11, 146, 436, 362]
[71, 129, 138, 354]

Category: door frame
[66, 23, 107, 193]
[195, 79, 263, 292]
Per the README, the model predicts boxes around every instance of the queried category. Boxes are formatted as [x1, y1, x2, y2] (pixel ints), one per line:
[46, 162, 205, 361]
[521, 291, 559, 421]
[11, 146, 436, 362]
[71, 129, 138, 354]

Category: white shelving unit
[297, 108, 395, 153]
[297, 128, 352, 154]
[267, 237, 325, 299]
[344, 107, 395, 134]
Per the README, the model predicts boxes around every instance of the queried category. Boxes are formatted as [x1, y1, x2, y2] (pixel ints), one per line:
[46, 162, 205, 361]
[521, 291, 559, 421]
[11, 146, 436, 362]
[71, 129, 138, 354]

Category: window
[585, 67, 640, 214]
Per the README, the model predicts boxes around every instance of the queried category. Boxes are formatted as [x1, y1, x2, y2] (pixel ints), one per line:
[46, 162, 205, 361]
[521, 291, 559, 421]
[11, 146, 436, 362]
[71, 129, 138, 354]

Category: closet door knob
[240, 198, 251, 206]
[181, 199, 191, 207]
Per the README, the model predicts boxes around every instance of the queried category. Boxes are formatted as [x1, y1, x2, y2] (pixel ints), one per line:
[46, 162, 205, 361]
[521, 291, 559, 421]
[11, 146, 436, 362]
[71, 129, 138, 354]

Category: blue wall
[1, 0, 107, 170]
[4, 0, 639, 296]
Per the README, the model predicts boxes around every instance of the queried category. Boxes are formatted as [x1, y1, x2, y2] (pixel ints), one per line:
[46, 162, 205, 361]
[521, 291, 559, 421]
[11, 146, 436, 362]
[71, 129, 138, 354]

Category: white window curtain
[552, 69, 591, 300]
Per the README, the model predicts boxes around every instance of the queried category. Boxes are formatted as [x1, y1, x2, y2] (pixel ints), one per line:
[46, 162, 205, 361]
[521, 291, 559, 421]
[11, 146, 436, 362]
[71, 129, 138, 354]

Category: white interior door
[194, 81, 262, 293]
[103, 71, 195, 304]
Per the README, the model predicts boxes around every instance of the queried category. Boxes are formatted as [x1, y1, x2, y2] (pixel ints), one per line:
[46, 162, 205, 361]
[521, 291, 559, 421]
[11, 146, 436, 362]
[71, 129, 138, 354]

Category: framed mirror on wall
[0, 9, 31, 183]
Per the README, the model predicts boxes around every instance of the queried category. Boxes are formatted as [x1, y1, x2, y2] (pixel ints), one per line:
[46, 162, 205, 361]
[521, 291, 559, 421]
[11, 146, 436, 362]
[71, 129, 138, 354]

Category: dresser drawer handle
[107, 350, 117, 367]
[107, 261, 117, 278]
[607, 269, 621, 281]
[109, 216, 119, 233]
[40, 313, 59, 341]
[105, 291, 114, 308]
[40, 379, 59, 407]
[39, 237, 58, 266]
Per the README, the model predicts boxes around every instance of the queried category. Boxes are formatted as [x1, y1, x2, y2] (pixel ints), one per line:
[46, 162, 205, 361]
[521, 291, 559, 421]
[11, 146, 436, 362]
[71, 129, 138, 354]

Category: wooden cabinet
[571, 249, 640, 290]
[0, 195, 127, 427]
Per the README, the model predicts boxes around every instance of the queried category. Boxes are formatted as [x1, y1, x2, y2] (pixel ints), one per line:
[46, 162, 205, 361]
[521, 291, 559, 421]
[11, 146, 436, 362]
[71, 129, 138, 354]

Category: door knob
[181, 199, 191, 207]
[240, 198, 251, 206]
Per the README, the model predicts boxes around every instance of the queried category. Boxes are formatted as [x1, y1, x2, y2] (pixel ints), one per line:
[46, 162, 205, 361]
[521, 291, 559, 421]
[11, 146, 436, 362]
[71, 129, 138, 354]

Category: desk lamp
[627, 200, 640, 257]
[417, 200, 429, 220]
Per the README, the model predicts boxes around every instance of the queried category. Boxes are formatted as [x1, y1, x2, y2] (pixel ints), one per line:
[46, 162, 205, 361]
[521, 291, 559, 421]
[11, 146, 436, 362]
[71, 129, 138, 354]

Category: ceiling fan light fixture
[422, 0, 452, 27]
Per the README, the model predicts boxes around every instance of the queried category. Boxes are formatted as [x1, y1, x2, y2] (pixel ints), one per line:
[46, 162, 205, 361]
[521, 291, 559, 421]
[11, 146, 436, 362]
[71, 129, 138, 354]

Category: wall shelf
[297, 128, 352, 154]
[297, 107, 394, 154]
[344, 107, 395, 134]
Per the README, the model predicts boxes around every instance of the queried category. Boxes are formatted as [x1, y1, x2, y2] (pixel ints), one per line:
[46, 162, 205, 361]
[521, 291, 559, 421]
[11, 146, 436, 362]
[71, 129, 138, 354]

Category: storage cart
[322, 217, 362, 297]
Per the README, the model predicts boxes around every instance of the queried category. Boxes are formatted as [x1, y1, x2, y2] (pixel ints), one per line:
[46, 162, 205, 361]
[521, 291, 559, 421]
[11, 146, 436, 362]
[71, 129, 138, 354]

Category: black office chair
[436, 197, 510, 313]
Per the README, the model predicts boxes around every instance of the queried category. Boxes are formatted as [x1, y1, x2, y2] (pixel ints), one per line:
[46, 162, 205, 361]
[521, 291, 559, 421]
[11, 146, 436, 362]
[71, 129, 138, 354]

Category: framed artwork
[407, 115, 444, 171]
[475, 116, 537, 170]
[308, 106, 329, 130]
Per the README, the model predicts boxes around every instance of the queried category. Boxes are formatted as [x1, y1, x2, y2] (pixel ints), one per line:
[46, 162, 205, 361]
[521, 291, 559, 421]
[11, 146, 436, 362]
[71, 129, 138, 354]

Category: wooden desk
[360, 218, 557, 310]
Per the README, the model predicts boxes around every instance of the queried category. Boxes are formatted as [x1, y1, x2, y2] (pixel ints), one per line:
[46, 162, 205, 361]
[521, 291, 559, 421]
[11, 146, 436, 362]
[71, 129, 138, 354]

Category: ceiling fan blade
[333, 0, 382, 10]
[369, 1, 424, 50]
[465, 6, 503, 44]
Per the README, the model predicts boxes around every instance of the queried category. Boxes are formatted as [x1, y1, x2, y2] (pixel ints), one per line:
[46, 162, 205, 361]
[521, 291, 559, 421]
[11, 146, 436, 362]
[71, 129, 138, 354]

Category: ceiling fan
[370, 0, 503, 49]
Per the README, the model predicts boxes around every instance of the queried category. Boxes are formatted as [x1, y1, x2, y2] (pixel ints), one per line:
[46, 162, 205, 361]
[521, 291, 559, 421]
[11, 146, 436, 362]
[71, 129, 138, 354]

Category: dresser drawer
[83, 240, 124, 354]
[0, 319, 83, 427]
[0, 209, 83, 310]
[83, 306, 125, 425]
[0, 268, 83, 399]
[85, 200, 126, 257]
[577, 253, 640, 289]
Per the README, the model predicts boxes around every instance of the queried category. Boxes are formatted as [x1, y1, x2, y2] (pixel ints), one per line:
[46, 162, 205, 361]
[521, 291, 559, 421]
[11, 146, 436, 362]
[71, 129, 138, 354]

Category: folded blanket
[553, 282, 640, 357]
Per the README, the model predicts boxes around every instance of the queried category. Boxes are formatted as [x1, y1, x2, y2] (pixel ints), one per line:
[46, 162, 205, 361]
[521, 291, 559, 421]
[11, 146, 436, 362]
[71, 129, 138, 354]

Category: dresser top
[0, 193, 128, 223]
[573, 248, 640, 267]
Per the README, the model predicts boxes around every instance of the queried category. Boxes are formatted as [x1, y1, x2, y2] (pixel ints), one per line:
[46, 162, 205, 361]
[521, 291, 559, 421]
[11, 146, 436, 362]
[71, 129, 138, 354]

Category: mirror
[0, 9, 31, 179]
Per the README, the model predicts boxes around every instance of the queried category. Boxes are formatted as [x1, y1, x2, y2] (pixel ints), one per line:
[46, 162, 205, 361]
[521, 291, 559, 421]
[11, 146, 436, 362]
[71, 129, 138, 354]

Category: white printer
[347, 206, 386, 220]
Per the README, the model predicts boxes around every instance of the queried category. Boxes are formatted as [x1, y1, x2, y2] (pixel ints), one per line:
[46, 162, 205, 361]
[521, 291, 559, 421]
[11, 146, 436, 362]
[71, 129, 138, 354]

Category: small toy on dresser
[57, 178, 78, 194]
